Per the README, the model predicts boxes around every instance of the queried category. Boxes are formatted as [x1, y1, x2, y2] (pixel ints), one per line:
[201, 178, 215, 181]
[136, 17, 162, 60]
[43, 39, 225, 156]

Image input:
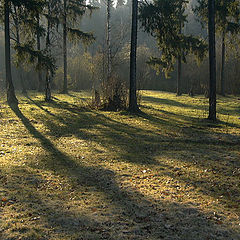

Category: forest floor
[0, 90, 240, 240]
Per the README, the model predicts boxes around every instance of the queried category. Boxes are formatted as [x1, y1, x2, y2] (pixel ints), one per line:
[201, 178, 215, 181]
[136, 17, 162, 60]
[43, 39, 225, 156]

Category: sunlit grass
[0, 90, 239, 240]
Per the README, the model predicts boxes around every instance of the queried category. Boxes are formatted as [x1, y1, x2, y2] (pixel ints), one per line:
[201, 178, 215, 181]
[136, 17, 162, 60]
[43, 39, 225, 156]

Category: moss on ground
[0, 90, 239, 240]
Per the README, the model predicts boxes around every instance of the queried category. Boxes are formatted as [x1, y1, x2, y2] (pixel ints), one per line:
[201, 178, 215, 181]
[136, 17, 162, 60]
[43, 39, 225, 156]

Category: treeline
[1, 0, 240, 97]
[0, 0, 240, 119]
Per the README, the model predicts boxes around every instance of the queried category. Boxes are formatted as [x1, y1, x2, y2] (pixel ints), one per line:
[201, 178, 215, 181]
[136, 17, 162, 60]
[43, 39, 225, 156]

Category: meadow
[0, 90, 239, 240]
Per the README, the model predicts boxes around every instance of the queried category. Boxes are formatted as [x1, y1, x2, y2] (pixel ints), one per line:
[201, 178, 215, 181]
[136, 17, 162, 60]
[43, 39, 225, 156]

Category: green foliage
[14, 43, 56, 74]
[62, 0, 96, 44]
[67, 28, 95, 45]
[139, 0, 207, 77]
[194, 0, 240, 35]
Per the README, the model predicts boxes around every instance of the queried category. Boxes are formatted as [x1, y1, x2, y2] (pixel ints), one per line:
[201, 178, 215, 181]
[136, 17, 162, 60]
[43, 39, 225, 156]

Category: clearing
[0, 90, 240, 240]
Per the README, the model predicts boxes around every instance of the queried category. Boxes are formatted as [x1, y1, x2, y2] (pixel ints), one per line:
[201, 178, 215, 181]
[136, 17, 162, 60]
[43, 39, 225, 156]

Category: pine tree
[139, 0, 207, 95]
[194, 0, 240, 96]
[60, 0, 95, 94]
[11, 4, 27, 94]
[4, 0, 18, 105]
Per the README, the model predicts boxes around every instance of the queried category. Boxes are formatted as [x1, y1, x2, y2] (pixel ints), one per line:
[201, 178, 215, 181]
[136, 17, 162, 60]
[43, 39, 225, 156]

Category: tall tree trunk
[177, 56, 182, 96]
[107, 0, 111, 81]
[220, 31, 225, 96]
[62, 0, 68, 93]
[208, 0, 216, 121]
[4, 0, 18, 105]
[129, 0, 139, 112]
[177, 22, 182, 96]
[45, 11, 51, 102]
[37, 14, 44, 92]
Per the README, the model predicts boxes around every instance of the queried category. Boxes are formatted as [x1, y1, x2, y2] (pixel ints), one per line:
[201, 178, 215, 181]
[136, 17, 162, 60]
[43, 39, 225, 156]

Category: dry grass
[0, 90, 239, 240]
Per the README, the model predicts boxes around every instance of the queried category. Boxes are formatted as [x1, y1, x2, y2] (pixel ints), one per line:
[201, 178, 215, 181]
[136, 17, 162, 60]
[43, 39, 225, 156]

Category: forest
[0, 0, 240, 239]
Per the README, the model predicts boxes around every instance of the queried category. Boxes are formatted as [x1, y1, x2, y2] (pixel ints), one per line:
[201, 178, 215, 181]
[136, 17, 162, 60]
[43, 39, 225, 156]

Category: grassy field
[0, 90, 240, 240]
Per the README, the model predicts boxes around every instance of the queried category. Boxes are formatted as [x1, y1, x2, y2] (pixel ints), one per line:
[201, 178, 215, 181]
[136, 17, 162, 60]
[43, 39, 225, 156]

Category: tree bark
[37, 14, 44, 92]
[107, 0, 111, 82]
[4, 0, 18, 105]
[129, 0, 139, 112]
[177, 56, 182, 96]
[208, 0, 216, 121]
[177, 22, 182, 96]
[220, 31, 225, 96]
[62, 0, 68, 93]
[45, 9, 51, 102]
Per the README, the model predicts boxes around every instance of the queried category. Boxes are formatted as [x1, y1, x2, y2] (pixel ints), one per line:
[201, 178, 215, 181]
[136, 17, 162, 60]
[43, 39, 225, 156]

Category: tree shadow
[5, 103, 240, 239]
[142, 95, 206, 110]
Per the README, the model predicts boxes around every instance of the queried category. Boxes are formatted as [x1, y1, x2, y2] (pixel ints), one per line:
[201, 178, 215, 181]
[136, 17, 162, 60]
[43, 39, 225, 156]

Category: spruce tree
[60, 0, 95, 94]
[4, 0, 18, 105]
[139, 0, 207, 95]
[194, 0, 240, 96]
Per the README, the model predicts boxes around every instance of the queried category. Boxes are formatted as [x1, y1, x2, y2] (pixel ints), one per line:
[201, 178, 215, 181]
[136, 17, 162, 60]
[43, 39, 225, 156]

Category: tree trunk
[177, 56, 182, 96]
[62, 0, 68, 93]
[208, 0, 217, 121]
[4, 0, 18, 105]
[45, 10, 51, 102]
[177, 22, 182, 96]
[107, 0, 111, 81]
[220, 31, 225, 96]
[129, 0, 139, 112]
[37, 14, 44, 92]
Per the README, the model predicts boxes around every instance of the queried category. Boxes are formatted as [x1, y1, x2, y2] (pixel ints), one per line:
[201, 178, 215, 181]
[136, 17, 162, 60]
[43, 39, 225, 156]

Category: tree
[129, 0, 139, 112]
[1, 0, 51, 102]
[194, 0, 240, 96]
[11, 4, 28, 94]
[4, 0, 18, 105]
[44, 0, 57, 101]
[208, 0, 216, 121]
[106, 0, 112, 82]
[36, 13, 44, 92]
[139, 0, 207, 95]
[61, 0, 95, 94]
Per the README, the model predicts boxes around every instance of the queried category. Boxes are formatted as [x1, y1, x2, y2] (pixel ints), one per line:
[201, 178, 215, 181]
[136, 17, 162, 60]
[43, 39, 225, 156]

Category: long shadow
[25, 93, 56, 117]
[26, 96, 240, 161]
[143, 95, 240, 125]
[142, 95, 206, 110]
[20, 96, 240, 214]
[6, 104, 240, 239]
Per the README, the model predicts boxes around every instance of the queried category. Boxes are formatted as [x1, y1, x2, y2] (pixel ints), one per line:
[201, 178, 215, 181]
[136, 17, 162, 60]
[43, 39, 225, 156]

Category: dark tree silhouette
[208, 0, 216, 121]
[129, 0, 139, 112]
[4, 0, 18, 105]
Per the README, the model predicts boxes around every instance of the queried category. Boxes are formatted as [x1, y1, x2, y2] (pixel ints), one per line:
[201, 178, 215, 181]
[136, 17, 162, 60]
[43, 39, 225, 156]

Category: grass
[0, 90, 240, 240]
